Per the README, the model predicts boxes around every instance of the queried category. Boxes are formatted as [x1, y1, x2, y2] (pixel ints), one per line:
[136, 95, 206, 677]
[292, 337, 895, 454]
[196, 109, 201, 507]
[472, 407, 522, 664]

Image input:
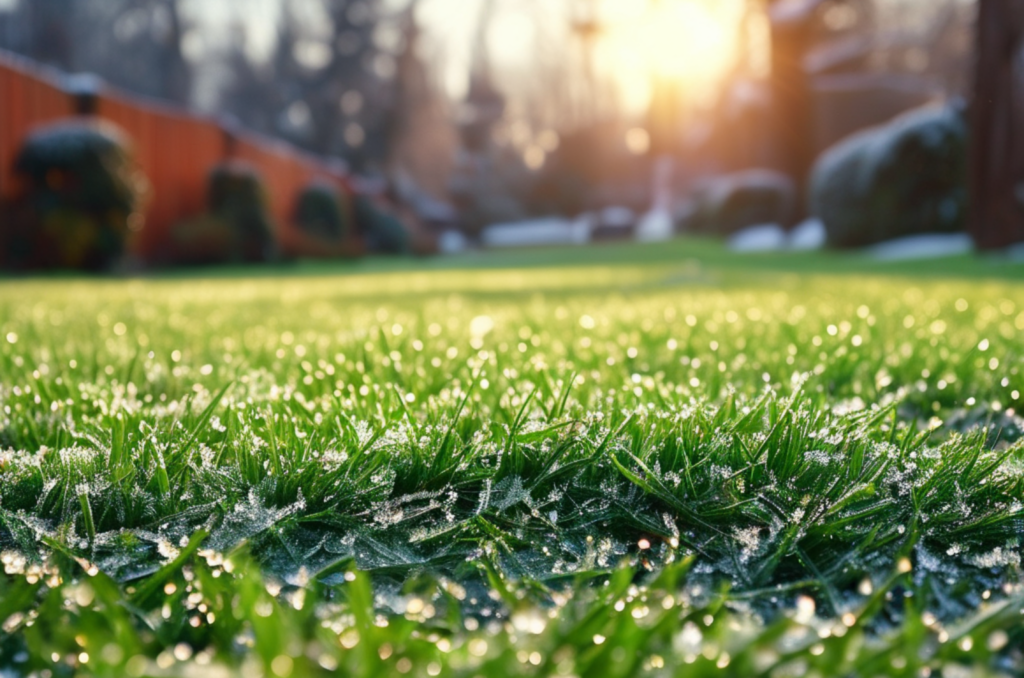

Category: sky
[182, 0, 749, 114]
[410, 0, 749, 111]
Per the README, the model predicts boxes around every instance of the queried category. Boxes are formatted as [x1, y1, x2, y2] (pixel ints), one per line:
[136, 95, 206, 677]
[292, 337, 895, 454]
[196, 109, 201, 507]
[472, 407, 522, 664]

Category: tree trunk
[970, 0, 1024, 249]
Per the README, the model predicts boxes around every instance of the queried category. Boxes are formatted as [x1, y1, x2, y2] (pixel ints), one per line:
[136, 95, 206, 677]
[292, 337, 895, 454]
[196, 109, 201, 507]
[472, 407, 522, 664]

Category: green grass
[1, 240, 1023, 677]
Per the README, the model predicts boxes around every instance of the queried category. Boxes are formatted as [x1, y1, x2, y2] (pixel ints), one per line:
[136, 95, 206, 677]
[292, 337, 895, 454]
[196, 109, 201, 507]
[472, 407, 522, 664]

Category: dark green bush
[207, 161, 277, 262]
[2, 120, 146, 270]
[810, 103, 967, 248]
[685, 169, 795, 236]
[294, 181, 351, 241]
[165, 215, 237, 266]
[354, 194, 411, 254]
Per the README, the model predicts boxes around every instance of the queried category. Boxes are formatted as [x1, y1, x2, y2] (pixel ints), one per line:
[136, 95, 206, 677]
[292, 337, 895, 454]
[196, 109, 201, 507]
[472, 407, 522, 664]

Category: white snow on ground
[1006, 242, 1024, 262]
[869, 233, 974, 261]
[438, 230, 468, 254]
[635, 208, 675, 242]
[789, 218, 827, 250]
[729, 224, 788, 252]
[599, 206, 634, 229]
[482, 216, 591, 248]
[479, 212, 985, 260]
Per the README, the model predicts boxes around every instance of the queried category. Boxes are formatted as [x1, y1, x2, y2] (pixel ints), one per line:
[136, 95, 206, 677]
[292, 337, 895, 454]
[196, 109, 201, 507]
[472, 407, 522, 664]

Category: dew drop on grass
[795, 596, 815, 624]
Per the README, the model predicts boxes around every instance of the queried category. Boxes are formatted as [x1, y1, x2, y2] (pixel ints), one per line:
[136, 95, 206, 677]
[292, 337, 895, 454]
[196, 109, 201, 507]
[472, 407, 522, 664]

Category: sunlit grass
[1, 243, 1023, 676]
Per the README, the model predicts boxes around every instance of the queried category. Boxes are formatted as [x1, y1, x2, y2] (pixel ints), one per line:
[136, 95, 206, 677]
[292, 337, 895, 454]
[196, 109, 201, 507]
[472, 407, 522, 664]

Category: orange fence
[0, 52, 72, 206]
[232, 131, 355, 257]
[1, 48, 358, 261]
[97, 91, 228, 258]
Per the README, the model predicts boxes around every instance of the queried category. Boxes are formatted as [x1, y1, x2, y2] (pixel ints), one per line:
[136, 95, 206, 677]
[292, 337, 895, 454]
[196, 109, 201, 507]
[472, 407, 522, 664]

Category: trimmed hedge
[685, 170, 796, 237]
[354, 194, 411, 254]
[294, 181, 351, 241]
[810, 104, 967, 248]
[2, 120, 146, 270]
[206, 161, 277, 262]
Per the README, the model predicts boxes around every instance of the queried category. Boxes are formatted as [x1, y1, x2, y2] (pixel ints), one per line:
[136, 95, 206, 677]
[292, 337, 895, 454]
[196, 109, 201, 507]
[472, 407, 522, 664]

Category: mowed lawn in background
[1, 239, 1023, 677]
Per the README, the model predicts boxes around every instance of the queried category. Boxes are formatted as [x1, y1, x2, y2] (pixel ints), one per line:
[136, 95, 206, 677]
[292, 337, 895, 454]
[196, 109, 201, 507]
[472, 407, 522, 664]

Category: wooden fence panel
[233, 133, 342, 251]
[97, 93, 226, 258]
[2, 48, 360, 262]
[0, 53, 72, 202]
[234, 134, 305, 226]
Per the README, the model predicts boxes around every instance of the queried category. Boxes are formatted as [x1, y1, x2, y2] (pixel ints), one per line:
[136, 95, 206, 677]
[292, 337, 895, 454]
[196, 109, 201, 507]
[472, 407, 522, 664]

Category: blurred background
[0, 0, 1019, 270]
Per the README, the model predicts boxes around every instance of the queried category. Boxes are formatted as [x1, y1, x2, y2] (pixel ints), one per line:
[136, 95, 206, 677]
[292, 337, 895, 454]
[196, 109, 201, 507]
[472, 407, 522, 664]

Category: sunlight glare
[625, 127, 651, 155]
[600, 0, 745, 110]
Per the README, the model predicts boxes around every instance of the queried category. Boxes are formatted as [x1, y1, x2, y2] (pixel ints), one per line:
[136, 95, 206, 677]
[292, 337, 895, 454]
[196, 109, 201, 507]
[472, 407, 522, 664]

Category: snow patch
[438, 230, 468, 254]
[869, 233, 974, 261]
[635, 208, 674, 242]
[789, 218, 827, 250]
[481, 217, 590, 248]
[729, 224, 787, 252]
[1005, 242, 1024, 262]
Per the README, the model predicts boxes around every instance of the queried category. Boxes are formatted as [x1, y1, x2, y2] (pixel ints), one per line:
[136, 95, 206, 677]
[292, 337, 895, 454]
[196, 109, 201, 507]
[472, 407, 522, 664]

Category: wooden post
[768, 2, 818, 226]
[63, 73, 101, 116]
[970, 0, 1024, 249]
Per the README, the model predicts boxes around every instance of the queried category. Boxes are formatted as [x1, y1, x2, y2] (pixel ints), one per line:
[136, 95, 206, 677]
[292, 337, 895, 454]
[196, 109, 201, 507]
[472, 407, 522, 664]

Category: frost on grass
[0, 386, 1020, 622]
[207, 487, 307, 552]
[1, 267, 1024, 673]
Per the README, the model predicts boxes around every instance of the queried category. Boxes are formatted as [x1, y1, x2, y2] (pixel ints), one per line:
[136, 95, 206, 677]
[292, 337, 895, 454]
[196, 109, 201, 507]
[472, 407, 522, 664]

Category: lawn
[1, 239, 1023, 677]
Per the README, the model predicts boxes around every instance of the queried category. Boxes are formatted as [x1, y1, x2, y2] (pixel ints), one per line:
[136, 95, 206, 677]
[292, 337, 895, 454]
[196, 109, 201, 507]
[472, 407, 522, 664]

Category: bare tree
[0, 0, 193, 105]
[385, 0, 458, 197]
[217, 0, 408, 171]
[0, 0, 76, 68]
[83, 0, 191, 103]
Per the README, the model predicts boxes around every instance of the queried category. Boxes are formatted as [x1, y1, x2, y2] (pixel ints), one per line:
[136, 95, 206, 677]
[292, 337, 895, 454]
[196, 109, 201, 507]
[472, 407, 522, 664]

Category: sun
[598, 0, 745, 111]
[642, 1, 733, 81]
